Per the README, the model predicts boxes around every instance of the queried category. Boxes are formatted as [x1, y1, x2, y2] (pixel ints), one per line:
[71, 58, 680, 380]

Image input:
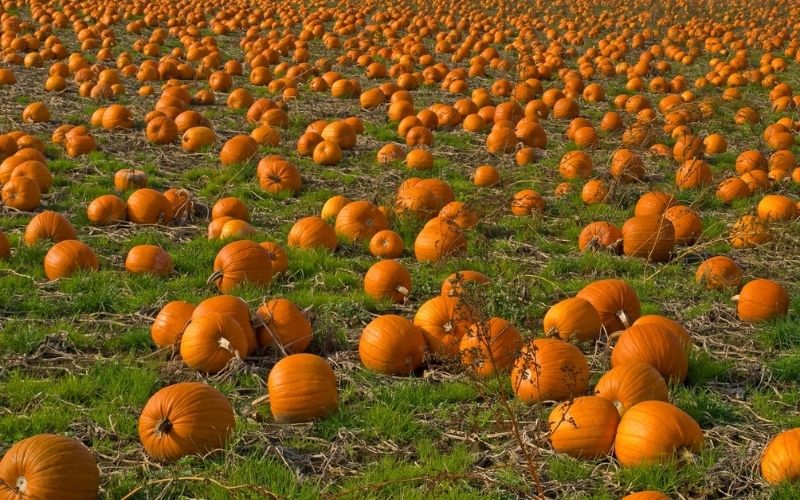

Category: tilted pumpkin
[138, 382, 235, 462]
[44, 240, 99, 280]
[576, 279, 641, 332]
[23, 211, 76, 246]
[543, 297, 602, 342]
[359, 314, 425, 375]
[735, 278, 789, 323]
[611, 323, 688, 383]
[364, 259, 411, 304]
[548, 396, 620, 459]
[621, 215, 675, 262]
[414, 216, 467, 262]
[459, 317, 523, 378]
[180, 314, 249, 373]
[87, 194, 127, 225]
[414, 295, 474, 356]
[594, 362, 669, 416]
[287, 216, 337, 251]
[125, 244, 173, 276]
[761, 428, 800, 485]
[511, 338, 590, 404]
[151, 300, 195, 348]
[209, 239, 273, 293]
[192, 295, 257, 356]
[254, 298, 312, 353]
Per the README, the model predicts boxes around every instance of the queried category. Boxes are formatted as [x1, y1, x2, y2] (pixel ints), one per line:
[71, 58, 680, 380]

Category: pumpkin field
[2, 0, 800, 497]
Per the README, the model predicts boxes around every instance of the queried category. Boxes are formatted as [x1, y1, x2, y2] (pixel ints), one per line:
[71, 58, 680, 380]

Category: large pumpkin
[459, 317, 523, 378]
[335, 200, 387, 242]
[736, 279, 790, 323]
[511, 338, 590, 403]
[576, 279, 641, 332]
[594, 363, 669, 415]
[209, 239, 272, 293]
[761, 428, 800, 485]
[543, 297, 602, 342]
[364, 259, 412, 303]
[614, 401, 703, 467]
[138, 382, 235, 462]
[414, 216, 467, 262]
[44, 240, 99, 280]
[254, 298, 312, 353]
[23, 211, 76, 246]
[611, 324, 688, 383]
[548, 396, 620, 458]
[125, 244, 173, 276]
[359, 314, 425, 375]
[414, 295, 474, 356]
[0, 434, 99, 500]
[622, 215, 675, 262]
[267, 353, 338, 423]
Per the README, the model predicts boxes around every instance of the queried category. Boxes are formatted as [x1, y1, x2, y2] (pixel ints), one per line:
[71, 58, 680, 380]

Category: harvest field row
[1, 0, 800, 498]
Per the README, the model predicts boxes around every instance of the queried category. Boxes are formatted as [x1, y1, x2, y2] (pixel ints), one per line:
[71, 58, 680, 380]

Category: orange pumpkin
[267, 353, 337, 423]
[595, 363, 669, 416]
[359, 315, 425, 375]
[511, 338, 590, 403]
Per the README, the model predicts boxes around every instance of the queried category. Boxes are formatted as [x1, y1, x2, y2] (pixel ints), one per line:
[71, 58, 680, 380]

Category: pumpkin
[364, 260, 411, 303]
[335, 200, 387, 242]
[146, 116, 179, 144]
[576, 279, 641, 332]
[24, 211, 76, 246]
[101, 104, 134, 129]
[621, 215, 675, 262]
[212, 197, 248, 221]
[559, 150, 593, 179]
[595, 362, 669, 416]
[377, 143, 405, 163]
[182, 126, 216, 152]
[761, 428, 800, 485]
[258, 158, 302, 195]
[716, 177, 751, 204]
[87, 194, 127, 225]
[163, 188, 193, 219]
[459, 317, 523, 377]
[114, 169, 148, 192]
[440, 270, 490, 297]
[10, 161, 53, 193]
[675, 159, 712, 190]
[254, 298, 312, 353]
[486, 127, 517, 154]
[578, 222, 623, 253]
[414, 295, 474, 356]
[414, 216, 467, 262]
[209, 239, 272, 293]
[125, 245, 173, 276]
[359, 314, 425, 375]
[611, 323, 688, 383]
[44, 240, 99, 280]
[695, 256, 742, 290]
[736, 279, 790, 323]
[395, 187, 438, 219]
[192, 295, 256, 355]
[438, 201, 479, 229]
[180, 314, 249, 373]
[510, 189, 545, 216]
[405, 149, 434, 170]
[138, 382, 234, 462]
[473, 165, 500, 186]
[151, 300, 195, 348]
[757, 195, 798, 221]
[511, 338, 590, 403]
[368, 230, 404, 258]
[2, 176, 41, 211]
[634, 191, 675, 217]
[65, 134, 96, 157]
[735, 150, 767, 174]
[610, 149, 645, 182]
[321, 195, 351, 221]
[548, 396, 620, 458]
[633, 315, 691, 349]
[268, 353, 337, 423]
[22, 102, 50, 123]
[259, 241, 288, 274]
[312, 139, 343, 165]
[672, 134, 704, 162]
[219, 135, 258, 166]
[288, 216, 337, 251]
[126, 188, 173, 225]
[614, 401, 703, 467]
[0, 434, 99, 499]
[543, 297, 602, 342]
[321, 121, 357, 150]
[730, 215, 773, 248]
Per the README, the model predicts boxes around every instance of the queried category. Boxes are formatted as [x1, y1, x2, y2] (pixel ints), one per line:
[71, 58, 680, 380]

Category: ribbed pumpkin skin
[0, 434, 99, 500]
[440, 270, 490, 297]
[414, 295, 473, 356]
[359, 314, 425, 375]
[211, 239, 272, 293]
[633, 315, 691, 349]
[126, 188, 173, 224]
[578, 221, 622, 253]
[44, 240, 99, 280]
[576, 279, 641, 332]
[368, 229, 404, 258]
[737, 279, 790, 323]
[192, 295, 256, 355]
[151, 300, 195, 348]
[259, 241, 289, 274]
[548, 396, 620, 458]
[511, 338, 590, 404]
[611, 324, 688, 383]
[87, 194, 127, 225]
[268, 353, 338, 423]
[211, 197, 249, 221]
[363, 259, 411, 303]
[594, 363, 669, 415]
[414, 216, 467, 262]
[614, 401, 703, 467]
[254, 298, 312, 353]
[622, 215, 675, 262]
[180, 314, 249, 373]
[335, 200, 387, 242]
[125, 244, 173, 276]
[459, 317, 523, 378]
[138, 382, 235, 462]
[543, 297, 602, 341]
[695, 256, 742, 290]
[287, 216, 337, 251]
[761, 428, 800, 485]
[634, 192, 675, 217]
[23, 211, 76, 246]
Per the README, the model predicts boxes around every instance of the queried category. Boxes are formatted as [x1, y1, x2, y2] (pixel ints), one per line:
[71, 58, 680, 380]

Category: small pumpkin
[368, 230, 404, 258]
[125, 244, 173, 276]
[510, 189, 545, 216]
[138, 382, 234, 462]
[736, 279, 790, 323]
[364, 260, 411, 303]
[578, 222, 623, 253]
[44, 240, 99, 280]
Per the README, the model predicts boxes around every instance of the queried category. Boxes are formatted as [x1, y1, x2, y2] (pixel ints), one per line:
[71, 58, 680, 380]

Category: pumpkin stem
[443, 321, 454, 333]
[218, 336, 234, 352]
[544, 326, 559, 338]
[616, 310, 631, 328]
[252, 394, 270, 407]
[206, 270, 223, 286]
[154, 417, 172, 437]
[396, 286, 410, 296]
[731, 294, 740, 302]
